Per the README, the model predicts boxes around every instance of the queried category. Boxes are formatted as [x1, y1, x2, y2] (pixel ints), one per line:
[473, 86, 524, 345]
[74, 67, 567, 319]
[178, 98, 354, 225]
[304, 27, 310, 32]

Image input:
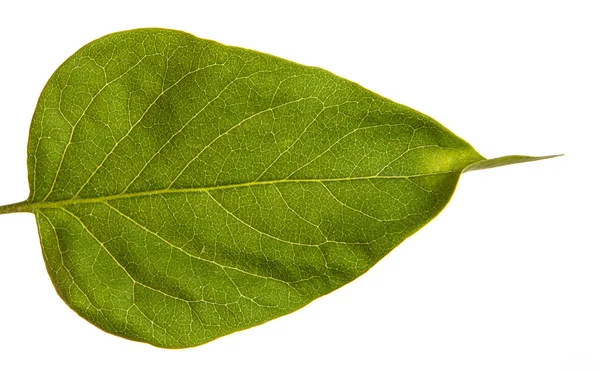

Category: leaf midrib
[6, 171, 456, 214]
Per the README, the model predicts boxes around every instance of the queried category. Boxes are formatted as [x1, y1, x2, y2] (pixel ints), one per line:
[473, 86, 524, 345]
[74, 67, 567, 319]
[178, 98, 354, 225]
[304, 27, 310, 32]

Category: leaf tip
[462, 154, 563, 173]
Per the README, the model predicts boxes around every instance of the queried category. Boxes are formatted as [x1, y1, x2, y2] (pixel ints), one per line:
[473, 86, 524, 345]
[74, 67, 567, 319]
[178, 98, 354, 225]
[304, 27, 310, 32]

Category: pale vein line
[167, 96, 324, 188]
[41, 209, 149, 335]
[285, 122, 412, 179]
[220, 268, 278, 309]
[131, 301, 178, 344]
[122, 68, 272, 193]
[122, 84, 234, 193]
[272, 184, 328, 240]
[272, 185, 330, 270]
[27, 172, 456, 211]
[61, 207, 204, 306]
[269, 73, 314, 107]
[43, 53, 158, 201]
[206, 190, 323, 248]
[254, 106, 325, 182]
[60, 206, 244, 340]
[103, 202, 296, 288]
[367, 179, 409, 207]
[39, 210, 137, 335]
[31, 104, 50, 200]
[376, 144, 445, 176]
[319, 181, 401, 223]
[38, 211, 102, 314]
[405, 176, 435, 194]
[73, 61, 226, 198]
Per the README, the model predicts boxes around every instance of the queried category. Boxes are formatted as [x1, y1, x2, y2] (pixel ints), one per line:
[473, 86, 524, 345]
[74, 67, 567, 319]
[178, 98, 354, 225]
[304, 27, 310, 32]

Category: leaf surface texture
[17, 29, 545, 347]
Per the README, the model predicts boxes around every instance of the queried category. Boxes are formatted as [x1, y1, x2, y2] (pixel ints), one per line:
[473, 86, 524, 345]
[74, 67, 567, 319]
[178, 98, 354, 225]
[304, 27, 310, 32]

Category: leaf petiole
[0, 201, 31, 215]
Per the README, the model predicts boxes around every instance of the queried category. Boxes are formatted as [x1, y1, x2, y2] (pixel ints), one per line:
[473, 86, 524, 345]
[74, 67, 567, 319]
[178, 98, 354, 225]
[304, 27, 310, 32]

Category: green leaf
[0, 28, 557, 348]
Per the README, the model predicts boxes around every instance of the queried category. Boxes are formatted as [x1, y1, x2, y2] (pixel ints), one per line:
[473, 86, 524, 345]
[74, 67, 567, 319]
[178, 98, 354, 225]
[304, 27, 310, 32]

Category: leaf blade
[12, 28, 553, 347]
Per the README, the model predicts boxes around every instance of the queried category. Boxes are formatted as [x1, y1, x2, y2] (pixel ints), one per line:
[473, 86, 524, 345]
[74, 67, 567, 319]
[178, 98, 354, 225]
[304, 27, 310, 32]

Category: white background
[0, 1, 598, 372]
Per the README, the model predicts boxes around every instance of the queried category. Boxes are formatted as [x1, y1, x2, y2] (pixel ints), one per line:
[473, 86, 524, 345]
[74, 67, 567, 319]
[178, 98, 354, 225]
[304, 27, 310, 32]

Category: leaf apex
[462, 154, 563, 173]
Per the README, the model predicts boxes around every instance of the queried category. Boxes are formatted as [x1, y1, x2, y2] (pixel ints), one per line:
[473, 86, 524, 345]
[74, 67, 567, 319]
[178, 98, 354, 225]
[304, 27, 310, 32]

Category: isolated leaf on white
[0, 28, 557, 348]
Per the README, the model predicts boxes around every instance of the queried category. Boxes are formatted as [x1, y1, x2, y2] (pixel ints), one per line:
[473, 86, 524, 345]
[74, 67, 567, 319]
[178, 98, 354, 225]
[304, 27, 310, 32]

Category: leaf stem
[0, 201, 32, 215]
